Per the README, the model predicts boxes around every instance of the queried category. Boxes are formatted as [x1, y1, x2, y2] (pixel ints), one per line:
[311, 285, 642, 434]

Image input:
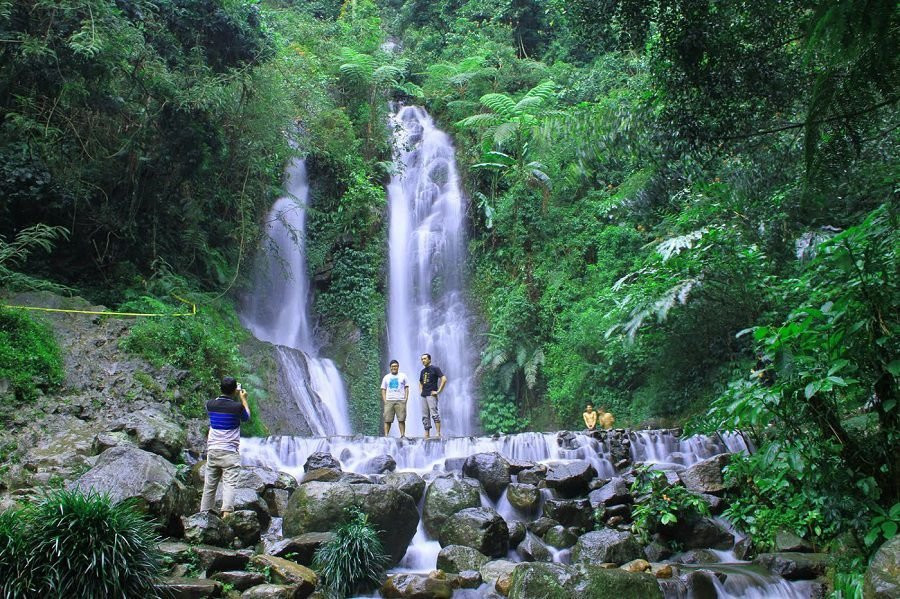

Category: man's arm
[381, 388, 386, 402]
[436, 374, 448, 395]
[239, 389, 251, 420]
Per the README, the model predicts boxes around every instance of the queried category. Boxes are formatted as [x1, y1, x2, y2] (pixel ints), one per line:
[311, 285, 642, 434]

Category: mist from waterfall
[386, 106, 476, 437]
[241, 158, 351, 436]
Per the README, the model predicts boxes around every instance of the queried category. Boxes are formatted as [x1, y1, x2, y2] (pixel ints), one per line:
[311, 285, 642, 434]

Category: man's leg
[428, 395, 442, 437]
[384, 401, 395, 436]
[200, 452, 224, 512]
[421, 396, 431, 438]
[396, 401, 407, 438]
[219, 451, 242, 518]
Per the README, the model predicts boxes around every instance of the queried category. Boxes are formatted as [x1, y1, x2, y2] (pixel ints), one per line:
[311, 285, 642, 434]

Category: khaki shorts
[384, 400, 407, 423]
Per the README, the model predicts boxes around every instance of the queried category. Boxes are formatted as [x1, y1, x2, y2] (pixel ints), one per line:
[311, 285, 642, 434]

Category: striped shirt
[206, 395, 250, 452]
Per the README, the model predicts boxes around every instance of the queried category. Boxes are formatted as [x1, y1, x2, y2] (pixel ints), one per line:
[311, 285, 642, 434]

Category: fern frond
[522, 80, 556, 102]
[656, 229, 708, 261]
[479, 93, 518, 120]
[493, 121, 519, 146]
[455, 113, 502, 130]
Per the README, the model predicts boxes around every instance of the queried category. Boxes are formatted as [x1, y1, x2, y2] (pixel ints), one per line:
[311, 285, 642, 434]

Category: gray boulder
[572, 529, 643, 566]
[381, 572, 453, 598]
[667, 517, 734, 550]
[70, 445, 187, 527]
[224, 509, 261, 546]
[266, 532, 333, 566]
[282, 481, 418, 565]
[506, 483, 540, 513]
[508, 562, 581, 598]
[678, 453, 731, 495]
[422, 476, 481, 537]
[588, 477, 632, 508]
[508, 520, 527, 548]
[516, 465, 547, 486]
[774, 529, 814, 552]
[241, 584, 301, 599]
[543, 525, 578, 549]
[154, 577, 221, 598]
[119, 408, 185, 461]
[543, 498, 593, 529]
[754, 552, 829, 580]
[462, 452, 511, 501]
[516, 532, 553, 562]
[361, 454, 397, 474]
[436, 544, 490, 574]
[439, 507, 510, 558]
[210, 571, 266, 591]
[545, 461, 597, 498]
[303, 451, 341, 471]
[182, 511, 233, 547]
[864, 535, 900, 599]
[383, 471, 426, 502]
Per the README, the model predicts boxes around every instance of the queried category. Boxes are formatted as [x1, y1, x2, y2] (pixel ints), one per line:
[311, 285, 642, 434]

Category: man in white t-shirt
[381, 359, 409, 437]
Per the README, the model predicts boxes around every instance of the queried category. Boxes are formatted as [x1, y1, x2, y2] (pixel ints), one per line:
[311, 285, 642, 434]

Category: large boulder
[437, 545, 490, 574]
[69, 445, 187, 528]
[572, 529, 643, 566]
[864, 535, 900, 599]
[422, 476, 481, 538]
[462, 452, 511, 501]
[250, 555, 317, 594]
[303, 451, 341, 472]
[545, 461, 597, 498]
[383, 471, 426, 502]
[588, 478, 632, 508]
[580, 566, 662, 598]
[666, 517, 734, 550]
[543, 525, 578, 549]
[439, 507, 510, 558]
[507, 562, 663, 599]
[118, 408, 185, 461]
[753, 553, 829, 580]
[678, 453, 731, 495]
[282, 481, 418, 565]
[224, 510, 262, 547]
[516, 532, 553, 562]
[361, 455, 397, 474]
[516, 465, 548, 486]
[542, 498, 593, 530]
[506, 483, 540, 513]
[380, 572, 454, 598]
[181, 511, 233, 547]
[508, 562, 581, 598]
[154, 577, 221, 598]
[265, 532, 334, 566]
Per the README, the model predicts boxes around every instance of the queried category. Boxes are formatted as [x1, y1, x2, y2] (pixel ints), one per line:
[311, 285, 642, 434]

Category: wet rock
[733, 536, 754, 560]
[119, 408, 186, 461]
[678, 453, 731, 495]
[643, 540, 673, 562]
[674, 549, 720, 564]
[527, 516, 561, 537]
[774, 529, 814, 552]
[462, 452, 511, 501]
[696, 493, 725, 515]
[557, 431, 578, 450]
[508, 562, 580, 599]
[545, 461, 597, 498]
[282, 481, 418, 565]
[91, 430, 134, 454]
[210, 571, 266, 591]
[154, 576, 222, 598]
[338, 472, 372, 484]
[753, 552, 829, 580]
[506, 483, 540, 512]
[572, 529, 643, 566]
[684, 570, 718, 599]
[70, 445, 187, 528]
[422, 476, 481, 538]
[543, 525, 578, 549]
[266, 532, 333, 565]
[191, 545, 251, 575]
[303, 452, 340, 472]
[667, 517, 734, 550]
[506, 459, 534, 475]
[439, 507, 510, 558]
[437, 545, 490, 574]
[603, 503, 632, 522]
[223, 510, 261, 546]
[240, 584, 301, 598]
[443, 457, 467, 471]
[516, 532, 553, 562]
[543, 498, 594, 529]
[250, 555, 317, 593]
[516, 465, 547, 486]
[262, 488, 290, 517]
[230, 488, 271, 529]
[384, 471, 426, 502]
[621, 558, 651, 573]
[507, 520, 526, 548]
[457, 570, 483, 588]
[480, 559, 518, 585]
[381, 571, 453, 598]
[182, 511, 233, 547]
[653, 564, 674, 578]
[864, 535, 900, 598]
[301, 468, 342, 483]
[361, 454, 396, 474]
[588, 477, 632, 508]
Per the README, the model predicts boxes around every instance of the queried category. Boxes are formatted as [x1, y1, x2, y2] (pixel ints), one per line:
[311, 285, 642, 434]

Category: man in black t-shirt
[419, 353, 447, 438]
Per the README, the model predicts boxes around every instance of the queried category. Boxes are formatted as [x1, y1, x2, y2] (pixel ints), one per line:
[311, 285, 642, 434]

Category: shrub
[630, 464, 711, 544]
[312, 508, 390, 598]
[0, 306, 64, 402]
[479, 393, 530, 434]
[0, 506, 32, 598]
[23, 489, 163, 598]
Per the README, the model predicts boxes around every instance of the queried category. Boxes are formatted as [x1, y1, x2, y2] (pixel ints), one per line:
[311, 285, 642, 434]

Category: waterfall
[386, 106, 476, 437]
[241, 158, 351, 436]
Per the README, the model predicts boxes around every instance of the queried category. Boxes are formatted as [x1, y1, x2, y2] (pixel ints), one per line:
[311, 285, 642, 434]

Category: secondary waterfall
[241, 158, 351, 436]
[386, 106, 476, 437]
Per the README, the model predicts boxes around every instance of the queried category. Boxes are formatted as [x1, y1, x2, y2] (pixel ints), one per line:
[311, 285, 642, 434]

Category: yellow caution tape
[2, 293, 197, 317]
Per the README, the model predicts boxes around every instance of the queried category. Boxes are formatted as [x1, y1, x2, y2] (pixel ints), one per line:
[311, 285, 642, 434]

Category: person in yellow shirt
[599, 406, 615, 430]
[582, 403, 598, 431]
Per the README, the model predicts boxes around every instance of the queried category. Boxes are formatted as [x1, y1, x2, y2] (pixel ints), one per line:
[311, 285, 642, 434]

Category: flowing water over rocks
[241, 158, 350, 436]
[243, 429, 818, 598]
[386, 106, 476, 437]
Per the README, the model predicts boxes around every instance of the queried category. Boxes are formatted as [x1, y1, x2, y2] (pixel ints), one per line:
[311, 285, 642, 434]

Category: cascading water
[241, 158, 351, 436]
[385, 106, 475, 437]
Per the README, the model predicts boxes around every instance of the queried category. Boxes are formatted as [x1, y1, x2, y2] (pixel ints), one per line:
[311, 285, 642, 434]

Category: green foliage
[0, 224, 70, 292]
[629, 464, 710, 544]
[0, 307, 64, 402]
[1, 489, 163, 599]
[479, 393, 529, 435]
[312, 507, 390, 598]
[865, 503, 900, 547]
[119, 295, 247, 418]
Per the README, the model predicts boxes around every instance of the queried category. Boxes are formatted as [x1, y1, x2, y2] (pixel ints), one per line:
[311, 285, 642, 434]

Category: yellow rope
[2, 293, 197, 318]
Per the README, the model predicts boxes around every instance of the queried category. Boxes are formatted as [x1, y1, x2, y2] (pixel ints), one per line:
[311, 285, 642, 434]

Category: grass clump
[1, 489, 164, 598]
[312, 507, 390, 598]
[0, 306, 64, 402]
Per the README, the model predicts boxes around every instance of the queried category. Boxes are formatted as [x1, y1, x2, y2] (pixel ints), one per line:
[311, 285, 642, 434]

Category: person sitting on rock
[582, 403, 598, 431]
[599, 406, 615, 430]
[200, 376, 250, 518]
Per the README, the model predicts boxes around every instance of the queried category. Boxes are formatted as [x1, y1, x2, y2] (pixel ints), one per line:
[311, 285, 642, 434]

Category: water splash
[241, 158, 351, 436]
[385, 106, 476, 437]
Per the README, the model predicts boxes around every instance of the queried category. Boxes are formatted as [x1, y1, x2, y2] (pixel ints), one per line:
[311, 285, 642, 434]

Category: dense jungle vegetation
[0, 0, 897, 591]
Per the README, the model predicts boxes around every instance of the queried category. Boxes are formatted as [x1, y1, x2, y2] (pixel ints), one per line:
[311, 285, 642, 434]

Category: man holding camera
[200, 376, 250, 518]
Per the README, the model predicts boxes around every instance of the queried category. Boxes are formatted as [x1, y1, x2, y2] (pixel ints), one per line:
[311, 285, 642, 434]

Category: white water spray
[241, 159, 350, 436]
[386, 106, 476, 437]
